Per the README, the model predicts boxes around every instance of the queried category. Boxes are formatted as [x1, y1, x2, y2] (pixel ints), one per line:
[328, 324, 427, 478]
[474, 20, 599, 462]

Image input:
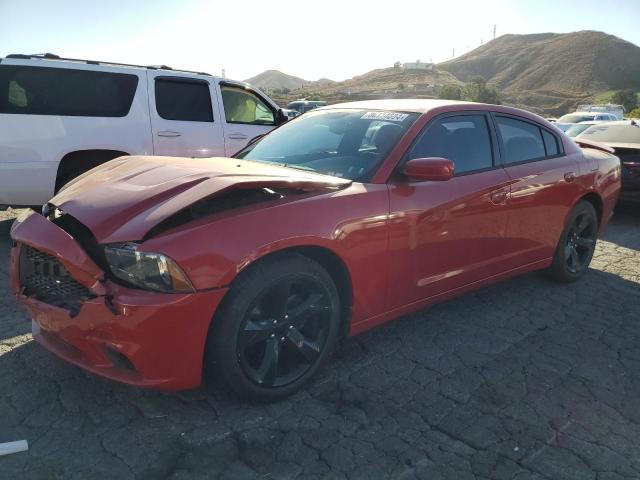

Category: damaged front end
[9, 156, 352, 390]
[11, 209, 108, 308]
[9, 209, 227, 390]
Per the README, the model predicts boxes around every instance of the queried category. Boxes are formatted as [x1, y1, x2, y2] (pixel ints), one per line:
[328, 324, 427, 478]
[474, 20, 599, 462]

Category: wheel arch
[228, 244, 354, 338]
[288, 245, 354, 337]
[576, 190, 603, 227]
[55, 149, 130, 192]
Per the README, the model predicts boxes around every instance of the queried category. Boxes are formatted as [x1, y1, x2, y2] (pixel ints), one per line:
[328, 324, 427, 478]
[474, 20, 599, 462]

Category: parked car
[281, 108, 300, 120]
[555, 111, 617, 132]
[564, 121, 600, 138]
[0, 53, 287, 208]
[10, 99, 620, 401]
[576, 120, 640, 203]
[287, 99, 327, 114]
[576, 103, 625, 120]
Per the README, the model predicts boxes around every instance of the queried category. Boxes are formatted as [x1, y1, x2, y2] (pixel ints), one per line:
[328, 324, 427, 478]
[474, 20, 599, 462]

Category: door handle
[490, 190, 508, 205]
[564, 171, 576, 182]
[157, 131, 182, 137]
[227, 133, 249, 140]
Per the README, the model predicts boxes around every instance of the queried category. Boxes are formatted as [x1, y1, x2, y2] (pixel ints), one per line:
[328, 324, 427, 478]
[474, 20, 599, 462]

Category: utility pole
[452, 48, 455, 58]
[493, 24, 497, 39]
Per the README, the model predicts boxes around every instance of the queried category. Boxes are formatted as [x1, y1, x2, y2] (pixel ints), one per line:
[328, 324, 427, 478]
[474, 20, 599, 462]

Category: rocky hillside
[438, 31, 640, 114]
[247, 31, 640, 115]
[266, 67, 461, 106]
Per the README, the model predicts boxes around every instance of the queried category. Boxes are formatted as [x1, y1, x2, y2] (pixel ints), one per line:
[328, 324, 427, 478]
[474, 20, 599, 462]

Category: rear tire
[546, 200, 598, 282]
[204, 252, 341, 402]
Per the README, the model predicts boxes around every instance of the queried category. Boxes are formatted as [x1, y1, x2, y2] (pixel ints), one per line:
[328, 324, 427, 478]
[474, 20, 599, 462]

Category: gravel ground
[1, 207, 639, 480]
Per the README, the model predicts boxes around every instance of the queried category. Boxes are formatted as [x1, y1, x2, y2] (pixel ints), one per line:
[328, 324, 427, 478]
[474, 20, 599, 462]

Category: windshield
[577, 123, 640, 144]
[235, 109, 419, 181]
[557, 114, 596, 123]
[564, 123, 594, 137]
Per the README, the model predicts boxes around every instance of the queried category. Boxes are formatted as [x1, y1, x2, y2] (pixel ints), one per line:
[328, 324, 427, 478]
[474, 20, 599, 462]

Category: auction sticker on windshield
[361, 111, 410, 122]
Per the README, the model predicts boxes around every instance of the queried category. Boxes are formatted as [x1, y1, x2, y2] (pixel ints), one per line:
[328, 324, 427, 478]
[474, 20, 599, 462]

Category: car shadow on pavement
[1, 264, 639, 480]
[603, 206, 640, 251]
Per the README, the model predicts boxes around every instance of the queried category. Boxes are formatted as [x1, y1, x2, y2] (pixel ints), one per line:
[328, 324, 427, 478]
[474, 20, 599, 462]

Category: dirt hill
[268, 66, 462, 106]
[249, 31, 640, 115]
[243, 70, 311, 91]
[438, 31, 640, 114]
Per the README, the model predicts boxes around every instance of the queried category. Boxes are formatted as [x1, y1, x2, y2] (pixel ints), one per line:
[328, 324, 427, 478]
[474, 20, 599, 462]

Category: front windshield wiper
[247, 157, 317, 173]
[280, 163, 316, 172]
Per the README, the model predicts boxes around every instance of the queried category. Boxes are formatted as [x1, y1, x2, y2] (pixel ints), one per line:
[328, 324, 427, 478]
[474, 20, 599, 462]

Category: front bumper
[10, 210, 228, 390]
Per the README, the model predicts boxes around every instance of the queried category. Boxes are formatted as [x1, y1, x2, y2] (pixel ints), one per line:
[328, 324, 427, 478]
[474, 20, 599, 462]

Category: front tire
[547, 200, 598, 282]
[205, 252, 341, 402]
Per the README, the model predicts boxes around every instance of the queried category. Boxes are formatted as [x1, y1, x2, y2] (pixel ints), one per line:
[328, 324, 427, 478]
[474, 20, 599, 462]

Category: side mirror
[275, 108, 289, 126]
[402, 157, 454, 182]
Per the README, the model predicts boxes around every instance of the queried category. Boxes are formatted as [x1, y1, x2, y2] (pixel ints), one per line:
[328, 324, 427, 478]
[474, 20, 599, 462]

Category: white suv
[0, 53, 287, 207]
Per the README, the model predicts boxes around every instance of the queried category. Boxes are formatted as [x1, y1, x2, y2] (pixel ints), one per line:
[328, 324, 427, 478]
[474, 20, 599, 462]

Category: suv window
[407, 114, 493, 174]
[221, 86, 275, 125]
[155, 78, 213, 122]
[495, 116, 546, 164]
[0, 65, 138, 117]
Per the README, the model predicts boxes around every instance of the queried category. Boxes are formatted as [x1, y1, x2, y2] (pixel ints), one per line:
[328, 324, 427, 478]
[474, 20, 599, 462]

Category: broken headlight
[104, 243, 194, 293]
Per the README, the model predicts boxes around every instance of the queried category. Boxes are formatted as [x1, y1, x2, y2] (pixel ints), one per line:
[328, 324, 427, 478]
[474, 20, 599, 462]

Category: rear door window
[0, 65, 138, 117]
[155, 77, 213, 122]
[495, 116, 546, 164]
[407, 114, 494, 174]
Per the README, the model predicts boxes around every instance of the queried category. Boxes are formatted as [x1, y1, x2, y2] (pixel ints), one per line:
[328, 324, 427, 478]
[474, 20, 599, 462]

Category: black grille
[19, 245, 94, 311]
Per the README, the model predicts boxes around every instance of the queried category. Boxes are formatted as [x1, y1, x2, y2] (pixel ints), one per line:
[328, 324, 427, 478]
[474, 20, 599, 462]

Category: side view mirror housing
[275, 108, 289, 126]
[402, 157, 455, 182]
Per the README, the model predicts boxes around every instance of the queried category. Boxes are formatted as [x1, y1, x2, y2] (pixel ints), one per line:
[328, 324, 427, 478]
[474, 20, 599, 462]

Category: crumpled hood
[50, 156, 350, 243]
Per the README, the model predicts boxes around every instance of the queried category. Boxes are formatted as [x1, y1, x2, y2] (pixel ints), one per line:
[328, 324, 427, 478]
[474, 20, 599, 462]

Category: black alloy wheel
[205, 252, 341, 402]
[237, 276, 331, 387]
[547, 200, 598, 282]
[564, 212, 597, 273]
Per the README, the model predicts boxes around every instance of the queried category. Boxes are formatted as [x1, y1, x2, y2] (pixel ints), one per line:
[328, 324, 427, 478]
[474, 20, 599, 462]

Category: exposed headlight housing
[104, 243, 194, 293]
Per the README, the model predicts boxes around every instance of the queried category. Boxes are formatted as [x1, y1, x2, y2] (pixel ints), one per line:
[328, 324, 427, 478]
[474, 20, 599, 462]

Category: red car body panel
[10, 100, 621, 390]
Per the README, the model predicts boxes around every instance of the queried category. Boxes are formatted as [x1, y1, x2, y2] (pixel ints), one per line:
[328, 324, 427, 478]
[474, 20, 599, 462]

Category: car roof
[314, 99, 552, 126]
[576, 120, 640, 148]
[589, 120, 639, 126]
[318, 99, 470, 113]
[1, 53, 217, 78]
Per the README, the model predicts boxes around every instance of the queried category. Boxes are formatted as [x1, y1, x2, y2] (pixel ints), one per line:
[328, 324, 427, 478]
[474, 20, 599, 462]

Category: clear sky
[1, 0, 639, 82]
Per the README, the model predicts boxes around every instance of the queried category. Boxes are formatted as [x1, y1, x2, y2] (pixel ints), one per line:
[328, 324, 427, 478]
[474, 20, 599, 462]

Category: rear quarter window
[542, 129, 559, 156]
[0, 65, 139, 117]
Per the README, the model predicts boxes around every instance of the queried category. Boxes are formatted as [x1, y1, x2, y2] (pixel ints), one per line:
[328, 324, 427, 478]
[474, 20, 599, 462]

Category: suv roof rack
[5, 53, 212, 76]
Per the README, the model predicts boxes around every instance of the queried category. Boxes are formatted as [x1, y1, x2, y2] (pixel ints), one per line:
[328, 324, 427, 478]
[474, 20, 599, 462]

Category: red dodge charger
[10, 100, 621, 401]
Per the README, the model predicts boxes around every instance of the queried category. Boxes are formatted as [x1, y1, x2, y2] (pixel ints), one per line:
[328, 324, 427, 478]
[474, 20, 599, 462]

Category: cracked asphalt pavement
[1, 207, 639, 480]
